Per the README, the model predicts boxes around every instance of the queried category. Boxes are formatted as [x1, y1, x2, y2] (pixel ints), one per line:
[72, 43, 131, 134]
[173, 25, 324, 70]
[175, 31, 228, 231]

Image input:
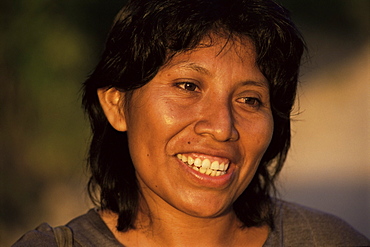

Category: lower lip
[176, 158, 235, 188]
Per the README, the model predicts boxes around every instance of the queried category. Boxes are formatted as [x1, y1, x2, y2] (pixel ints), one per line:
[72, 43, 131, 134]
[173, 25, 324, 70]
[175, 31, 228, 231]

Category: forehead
[165, 34, 257, 67]
[159, 35, 266, 84]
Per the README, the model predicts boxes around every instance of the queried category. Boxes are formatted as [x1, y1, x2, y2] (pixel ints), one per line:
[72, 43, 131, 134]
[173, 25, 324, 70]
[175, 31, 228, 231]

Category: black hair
[82, 0, 305, 232]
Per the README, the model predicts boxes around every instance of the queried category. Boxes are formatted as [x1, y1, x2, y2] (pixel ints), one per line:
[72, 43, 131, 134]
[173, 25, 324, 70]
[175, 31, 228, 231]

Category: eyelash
[176, 82, 199, 92]
[237, 97, 262, 108]
[176, 82, 263, 109]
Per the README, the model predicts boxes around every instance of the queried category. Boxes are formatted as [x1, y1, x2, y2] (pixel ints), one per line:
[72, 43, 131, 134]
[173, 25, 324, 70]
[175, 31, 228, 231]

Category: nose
[194, 99, 239, 142]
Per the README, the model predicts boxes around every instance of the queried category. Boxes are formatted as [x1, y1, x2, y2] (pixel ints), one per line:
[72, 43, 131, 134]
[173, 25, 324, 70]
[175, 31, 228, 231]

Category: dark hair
[82, 0, 305, 232]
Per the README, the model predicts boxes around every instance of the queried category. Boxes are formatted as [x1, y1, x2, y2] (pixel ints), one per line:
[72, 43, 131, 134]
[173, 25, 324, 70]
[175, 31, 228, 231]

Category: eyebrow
[168, 61, 268, 88]
[239, 80, 268, 89]
[177, 63, 211, 76]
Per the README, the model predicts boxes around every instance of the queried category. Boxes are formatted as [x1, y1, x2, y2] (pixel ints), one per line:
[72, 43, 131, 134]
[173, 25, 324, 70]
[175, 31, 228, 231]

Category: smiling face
[101, 36, 274, 219]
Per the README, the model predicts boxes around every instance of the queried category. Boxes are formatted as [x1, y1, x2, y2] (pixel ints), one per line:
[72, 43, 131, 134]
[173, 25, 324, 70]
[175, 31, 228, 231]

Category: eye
[176, 82, 199, 92]
[237, 97, 262, 108]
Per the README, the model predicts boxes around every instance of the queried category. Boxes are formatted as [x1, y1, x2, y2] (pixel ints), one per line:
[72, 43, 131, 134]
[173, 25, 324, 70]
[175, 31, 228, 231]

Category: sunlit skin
[98, 35, 273, 246]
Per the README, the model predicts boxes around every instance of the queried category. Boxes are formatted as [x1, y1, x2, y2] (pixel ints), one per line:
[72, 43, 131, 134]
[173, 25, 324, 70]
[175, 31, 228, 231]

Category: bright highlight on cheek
[163, 114, 175, 125]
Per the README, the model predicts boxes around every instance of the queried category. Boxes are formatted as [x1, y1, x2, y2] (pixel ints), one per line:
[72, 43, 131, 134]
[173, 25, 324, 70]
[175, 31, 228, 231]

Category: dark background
[1, 1, 369, 245]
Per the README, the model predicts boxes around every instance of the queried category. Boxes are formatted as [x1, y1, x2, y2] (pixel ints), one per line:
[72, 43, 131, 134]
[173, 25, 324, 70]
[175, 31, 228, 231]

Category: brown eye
[236, 97, 262, 109]
[244, 97, 260, 106]
[177, 82, 198, 92]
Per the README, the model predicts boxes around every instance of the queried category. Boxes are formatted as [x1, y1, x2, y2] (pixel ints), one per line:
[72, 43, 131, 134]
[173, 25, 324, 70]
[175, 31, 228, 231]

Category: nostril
[194, 118, 239, 142]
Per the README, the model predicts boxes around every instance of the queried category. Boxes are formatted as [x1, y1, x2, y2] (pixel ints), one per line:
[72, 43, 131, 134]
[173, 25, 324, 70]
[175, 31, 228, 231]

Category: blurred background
[0, 0, 369, 245]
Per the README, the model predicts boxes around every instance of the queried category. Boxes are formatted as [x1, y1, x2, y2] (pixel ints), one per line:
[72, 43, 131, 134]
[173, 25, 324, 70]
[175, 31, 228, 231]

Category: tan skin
[98, 35, 272, 246]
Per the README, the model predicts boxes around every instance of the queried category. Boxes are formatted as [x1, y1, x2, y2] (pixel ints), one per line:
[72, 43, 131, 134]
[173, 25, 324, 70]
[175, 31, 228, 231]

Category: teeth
[201, 159, 211, 169]
[177, 154, 229, 177]
[188, 157, 194, 165]
[199, 167, 207, 174]
[211, 161, 219, 170]
[194, 158, 202, 167]
[182, 155, 188, 163]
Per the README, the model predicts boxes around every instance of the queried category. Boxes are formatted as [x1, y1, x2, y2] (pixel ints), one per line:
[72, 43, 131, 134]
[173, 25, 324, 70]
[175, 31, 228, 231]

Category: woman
[13, 0, 369, 246]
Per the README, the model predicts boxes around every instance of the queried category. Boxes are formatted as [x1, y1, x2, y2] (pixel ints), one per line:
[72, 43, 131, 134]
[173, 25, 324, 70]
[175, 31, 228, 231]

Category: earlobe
[97, 87, 127, 132]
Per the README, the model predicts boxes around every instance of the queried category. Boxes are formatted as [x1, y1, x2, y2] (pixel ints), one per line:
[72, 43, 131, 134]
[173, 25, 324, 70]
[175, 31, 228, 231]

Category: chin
[173, 195, 234, 219]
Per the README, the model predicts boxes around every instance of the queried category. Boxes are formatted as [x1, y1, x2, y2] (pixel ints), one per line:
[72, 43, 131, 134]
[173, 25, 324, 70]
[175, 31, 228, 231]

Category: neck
[100, 203, 269, 247]
[143, 207, 240, 246]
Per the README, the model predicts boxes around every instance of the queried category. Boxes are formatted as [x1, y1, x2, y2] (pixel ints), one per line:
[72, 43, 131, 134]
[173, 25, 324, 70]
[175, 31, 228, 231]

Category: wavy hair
[82, 0, 305, 231]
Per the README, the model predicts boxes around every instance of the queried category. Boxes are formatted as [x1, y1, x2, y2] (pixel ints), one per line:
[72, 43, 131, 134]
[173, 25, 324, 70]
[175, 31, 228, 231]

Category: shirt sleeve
[279, 201, 370, 246]
[12, 223, 58, 247]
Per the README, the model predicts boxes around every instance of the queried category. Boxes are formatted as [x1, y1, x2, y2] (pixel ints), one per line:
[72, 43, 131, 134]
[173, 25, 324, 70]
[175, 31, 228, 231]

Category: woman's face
[124, 36, 273, 218]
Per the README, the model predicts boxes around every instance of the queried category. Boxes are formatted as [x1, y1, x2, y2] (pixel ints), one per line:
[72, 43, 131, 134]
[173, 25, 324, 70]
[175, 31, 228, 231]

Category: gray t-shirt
[13, 200, 370, 246]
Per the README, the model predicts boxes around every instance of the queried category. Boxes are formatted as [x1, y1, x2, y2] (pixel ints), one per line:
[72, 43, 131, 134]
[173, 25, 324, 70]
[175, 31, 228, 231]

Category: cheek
[240, 115, 274, 158]
[126, 99, 184, 157]
[259, 117, 274, 154]
[156, 99, 197, 135]
[261, 117, 274, 149]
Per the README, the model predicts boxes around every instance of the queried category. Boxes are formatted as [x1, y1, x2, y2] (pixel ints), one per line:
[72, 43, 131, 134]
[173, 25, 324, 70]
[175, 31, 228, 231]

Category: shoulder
[12, 208, 122, 247]
[12, 222, 58, 246]
[265, 200, 370, 246]
[65, 208, 122, 246]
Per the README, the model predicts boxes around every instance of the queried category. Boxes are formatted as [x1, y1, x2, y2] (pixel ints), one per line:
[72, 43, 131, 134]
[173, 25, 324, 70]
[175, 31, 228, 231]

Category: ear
[97, 87, 127, 132]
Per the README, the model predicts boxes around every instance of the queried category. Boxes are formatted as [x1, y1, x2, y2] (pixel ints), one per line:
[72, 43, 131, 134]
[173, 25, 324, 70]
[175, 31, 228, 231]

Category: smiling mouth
[177, 154, 229, 177]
